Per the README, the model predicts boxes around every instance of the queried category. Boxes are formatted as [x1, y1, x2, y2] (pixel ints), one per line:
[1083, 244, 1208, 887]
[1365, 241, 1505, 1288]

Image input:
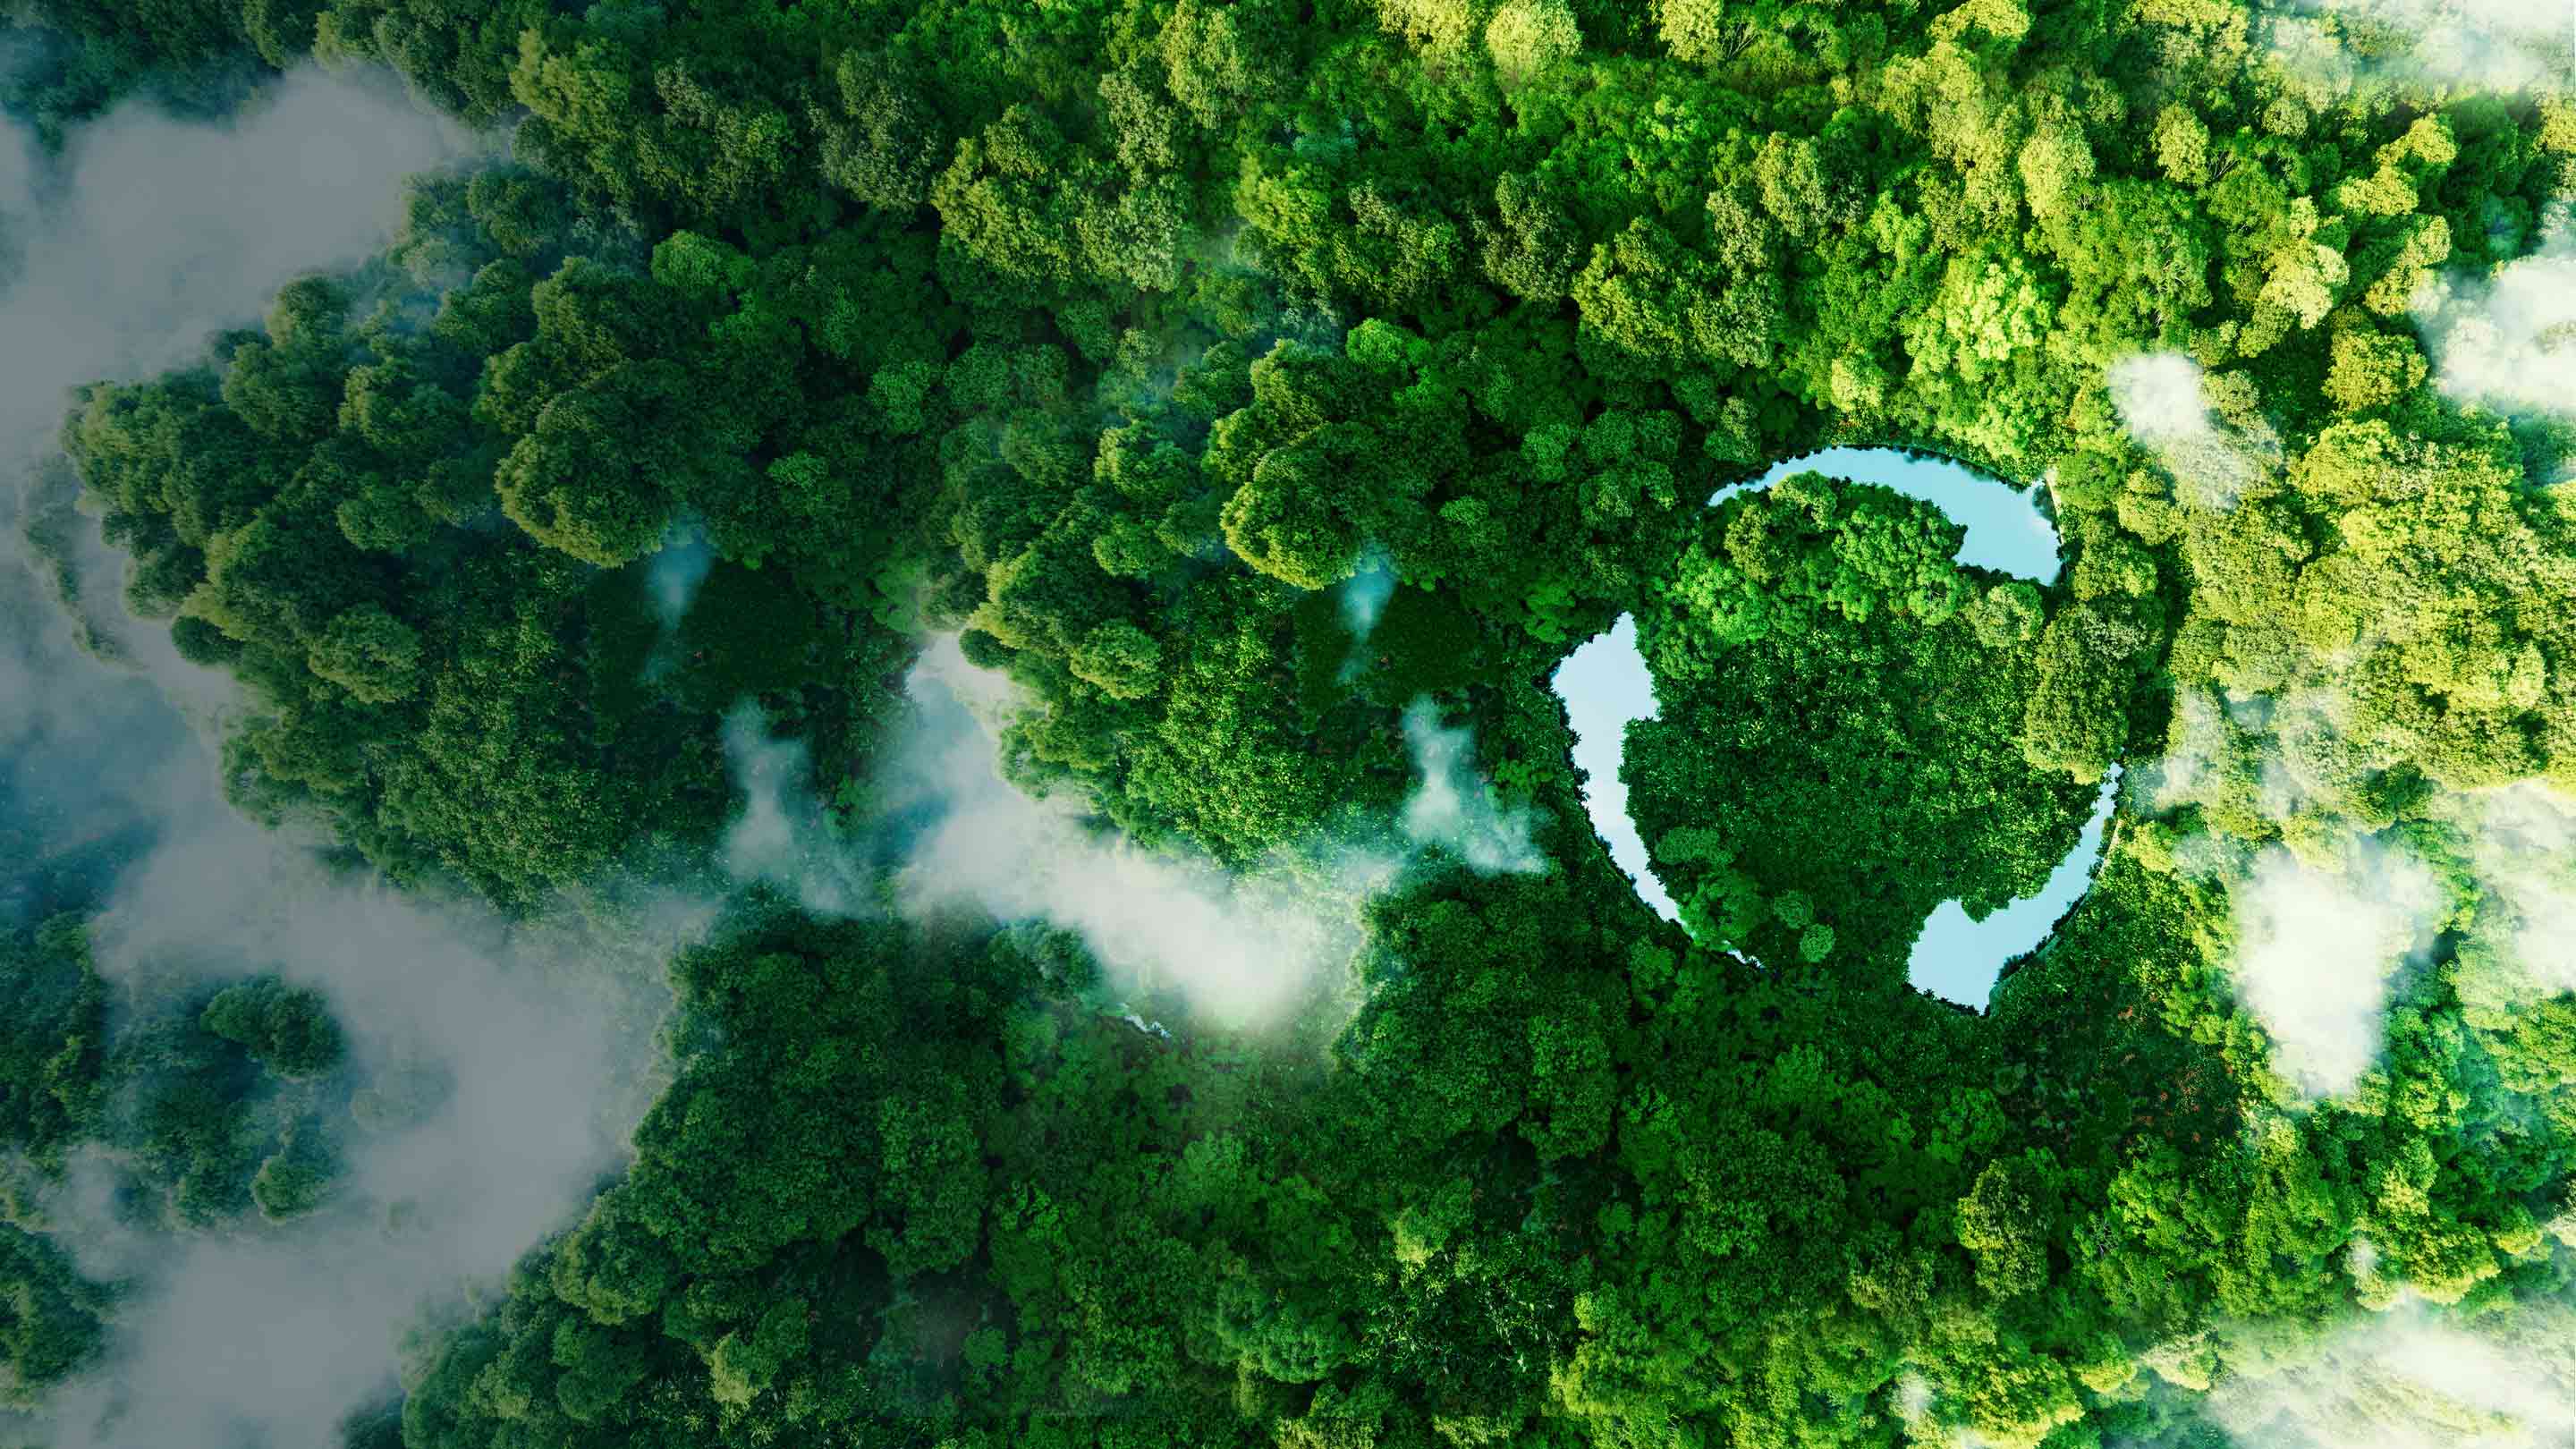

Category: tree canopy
[7, 0, 2576, 1445]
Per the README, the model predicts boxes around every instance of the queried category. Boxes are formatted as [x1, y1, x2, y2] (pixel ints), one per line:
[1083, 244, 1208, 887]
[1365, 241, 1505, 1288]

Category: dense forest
[0, 0, 2573, 1445]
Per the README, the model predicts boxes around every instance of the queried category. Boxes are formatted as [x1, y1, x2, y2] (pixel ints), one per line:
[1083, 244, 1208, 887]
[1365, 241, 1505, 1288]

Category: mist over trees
[0, 0, 2572, 1446]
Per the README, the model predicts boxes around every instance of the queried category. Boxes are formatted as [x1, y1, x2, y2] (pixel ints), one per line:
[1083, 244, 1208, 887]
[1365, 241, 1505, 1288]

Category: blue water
[1713, 447, 2063, 582]
[1550, 616, 1680, 923]
[1552, 446, 2105, 1009]
[1907, 770, 2117, 1005]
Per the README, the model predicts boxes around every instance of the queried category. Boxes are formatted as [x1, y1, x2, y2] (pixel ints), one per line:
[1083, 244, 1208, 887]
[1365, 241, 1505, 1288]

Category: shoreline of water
[1550, 446, 2110, 1008]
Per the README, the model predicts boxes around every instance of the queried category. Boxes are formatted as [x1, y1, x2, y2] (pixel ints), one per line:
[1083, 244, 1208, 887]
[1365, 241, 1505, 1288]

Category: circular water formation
[1550, 446, 2114, 1008]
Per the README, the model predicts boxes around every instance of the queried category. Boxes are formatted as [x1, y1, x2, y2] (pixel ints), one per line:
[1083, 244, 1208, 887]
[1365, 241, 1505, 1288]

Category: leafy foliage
[10, 0, 2576, 1445]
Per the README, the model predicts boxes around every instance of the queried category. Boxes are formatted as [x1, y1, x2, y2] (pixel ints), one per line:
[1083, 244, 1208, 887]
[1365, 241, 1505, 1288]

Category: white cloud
[2107, 352, 2270, 509]
[2109, 352, 2220, 447]
[0, 70, 479, 454]
[2468, 784, 2576, 990]
[0, 67, 486, 786]
[719, 704, 869, 918]
[646, 529, 716, 632]
[0, 70, 660, 1449]
[2229, 842, 2445, 1098]
[2415, 233, 2576, 425]
[1332, 547, 1399, 684]
[2263, 0, 2576, 96]
[1397, 699, 1549, 877]
[2205, 1301, 2576, 1449]
[2147, 685, 2234, 809]
[33, 801, 682, 1449]
[894, 638, 1393, 1026]
[872, 640, 1549, 1031]
[1340, 548, 1398, 641]
[2419, 781, 2576, 1005]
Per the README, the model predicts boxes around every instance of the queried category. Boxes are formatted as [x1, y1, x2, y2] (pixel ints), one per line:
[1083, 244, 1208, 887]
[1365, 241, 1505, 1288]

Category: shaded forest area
[3, 0, 2575, 1445]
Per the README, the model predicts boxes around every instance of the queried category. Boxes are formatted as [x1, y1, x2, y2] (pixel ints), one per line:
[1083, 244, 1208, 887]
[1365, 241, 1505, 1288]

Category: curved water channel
[1548, 446, 2118, 1009]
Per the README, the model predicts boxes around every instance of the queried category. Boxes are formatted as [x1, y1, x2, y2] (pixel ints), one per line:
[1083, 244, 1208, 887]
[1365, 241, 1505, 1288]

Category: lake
[1548, 446, 2106, 1008]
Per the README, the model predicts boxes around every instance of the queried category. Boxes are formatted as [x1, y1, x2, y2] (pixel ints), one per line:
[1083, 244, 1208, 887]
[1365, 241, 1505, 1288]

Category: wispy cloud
[892, 637, 1394, 1026]
[31, 788, 683, 1449]
[719, 704, 869, 918]
[2204, 1299, 2576, 1449]
[2229, 842, 2446, 1098]
[1397, 699, 1548, 877]
[735, 639, 1558, 1032]
[2415, 219, 2576, 428]
[2262, 0, 2576, 96]
[2107, 352, 2275, 509]
[0, 69, 653, 1449]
